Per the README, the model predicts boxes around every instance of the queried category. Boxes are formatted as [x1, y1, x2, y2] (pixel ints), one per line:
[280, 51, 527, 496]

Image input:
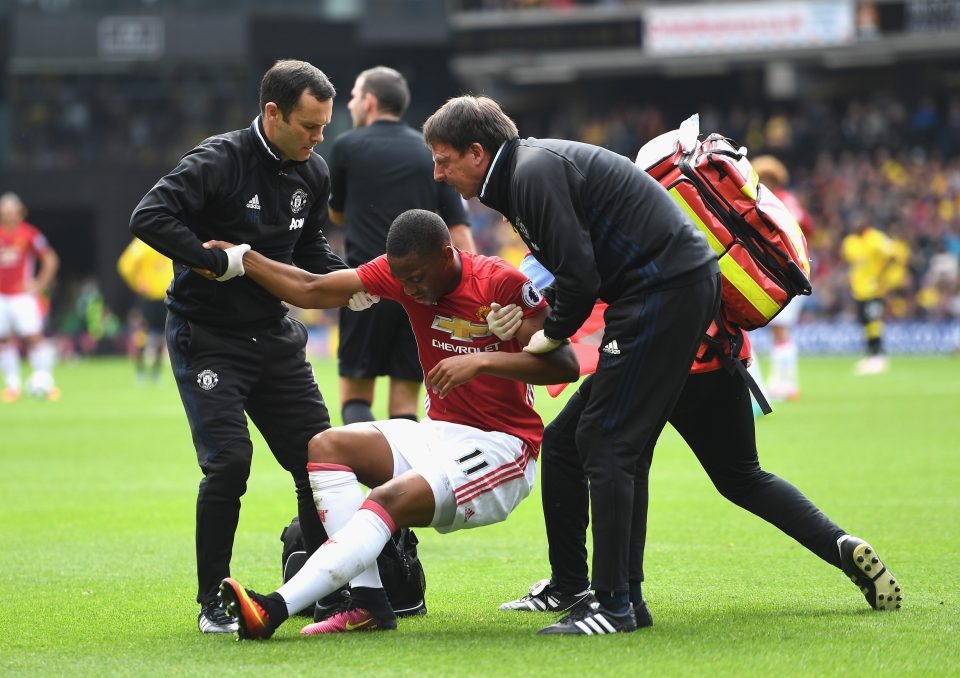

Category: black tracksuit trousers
[167, 311, 332, 604]
[570, 272, 720, 594]
[542, 365, 846, 595]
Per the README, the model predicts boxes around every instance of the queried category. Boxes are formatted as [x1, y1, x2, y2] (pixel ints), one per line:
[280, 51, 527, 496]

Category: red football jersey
[357, 250, 548, 454]
[0, 222, 50, 295]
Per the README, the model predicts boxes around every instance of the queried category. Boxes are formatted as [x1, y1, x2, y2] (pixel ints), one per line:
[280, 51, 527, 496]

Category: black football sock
[350, 586, 397, 621]
[342, 399, 374, 424]
[265, 592, 290, 626]
[595, 590, 630, 615]
[629, 581, 644, 606]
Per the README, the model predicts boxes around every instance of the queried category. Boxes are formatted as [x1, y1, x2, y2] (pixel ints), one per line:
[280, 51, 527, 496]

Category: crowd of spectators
[794, 149, 960, 322]
[4, 70, 253, 171]
[2, 68, 958, 322]
[486, 94, 960, 322]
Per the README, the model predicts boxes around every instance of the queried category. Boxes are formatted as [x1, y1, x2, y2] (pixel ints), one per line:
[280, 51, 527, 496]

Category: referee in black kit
[326, 66, 473, 426]
[131, 60, 373, 633]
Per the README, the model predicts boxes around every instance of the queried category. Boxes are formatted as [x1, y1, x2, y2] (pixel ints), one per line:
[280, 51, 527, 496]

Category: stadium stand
[0, 0, 957, 351]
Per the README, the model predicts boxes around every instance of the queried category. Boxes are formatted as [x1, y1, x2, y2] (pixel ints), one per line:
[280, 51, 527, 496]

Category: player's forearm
[34, 251, 60, 292]
[242, 250, 347, 309]
[477, 347, 579, 385]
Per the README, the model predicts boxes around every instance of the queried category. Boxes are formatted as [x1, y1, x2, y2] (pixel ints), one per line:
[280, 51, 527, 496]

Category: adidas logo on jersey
[246, 195, 261, 210]
[602, 340, 621, 355]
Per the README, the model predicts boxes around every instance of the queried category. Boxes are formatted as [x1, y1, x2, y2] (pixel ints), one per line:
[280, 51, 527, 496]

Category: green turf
[1, 356, 958, 676]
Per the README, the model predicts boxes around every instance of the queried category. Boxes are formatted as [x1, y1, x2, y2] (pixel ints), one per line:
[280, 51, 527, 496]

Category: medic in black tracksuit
[130, 116, 345, 607]
[478, 137, 721, 604]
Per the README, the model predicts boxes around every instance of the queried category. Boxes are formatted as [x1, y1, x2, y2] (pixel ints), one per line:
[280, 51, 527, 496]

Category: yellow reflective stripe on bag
[670, 187, 779, 321]
[670, 187, 724, 256]
[739, 164, 759, 201]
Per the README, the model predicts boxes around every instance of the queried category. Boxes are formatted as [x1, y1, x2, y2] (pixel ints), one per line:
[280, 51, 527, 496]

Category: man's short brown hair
[260, 59, 336, 120]
[422, 95, 518, 155]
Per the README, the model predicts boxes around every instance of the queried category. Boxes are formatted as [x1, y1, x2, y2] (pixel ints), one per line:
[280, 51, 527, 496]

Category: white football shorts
[0, 293, 43, 338]
[371, 418, 537, 534]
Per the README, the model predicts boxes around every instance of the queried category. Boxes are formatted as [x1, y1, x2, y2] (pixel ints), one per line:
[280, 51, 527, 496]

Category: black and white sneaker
[198, 600, 239, 634]
[634, 598, 654, 628]
[499, 578, 593, 613]
[537, 600, 637, 635]
[392, 596, 427, 618]
[838, 535, 901, 611]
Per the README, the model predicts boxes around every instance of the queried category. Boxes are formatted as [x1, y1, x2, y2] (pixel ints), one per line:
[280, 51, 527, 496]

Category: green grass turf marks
[0, 356, 957, 675]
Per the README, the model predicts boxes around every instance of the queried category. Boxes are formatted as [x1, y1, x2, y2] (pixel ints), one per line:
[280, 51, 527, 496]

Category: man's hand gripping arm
[486, 301, 566, 355]
[424, 307, 579, 398]
[200, 240, 369, 309]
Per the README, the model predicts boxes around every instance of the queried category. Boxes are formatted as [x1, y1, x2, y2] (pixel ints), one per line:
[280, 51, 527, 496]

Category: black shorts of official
[338, 299, 422, 382]
[139, 299, 167, 334]
[857, 298, 884, 326]
[165, 311, 332, 471]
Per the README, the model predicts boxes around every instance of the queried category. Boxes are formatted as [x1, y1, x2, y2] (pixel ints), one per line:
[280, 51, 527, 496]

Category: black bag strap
[701, 314, 772, 415]
[679, 153, 805, 296]
[377, 528, 416, 579]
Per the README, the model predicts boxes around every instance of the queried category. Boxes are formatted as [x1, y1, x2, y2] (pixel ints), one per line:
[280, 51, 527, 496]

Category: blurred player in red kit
[0, 192, 60, 402]
[751, 155, 814, 401]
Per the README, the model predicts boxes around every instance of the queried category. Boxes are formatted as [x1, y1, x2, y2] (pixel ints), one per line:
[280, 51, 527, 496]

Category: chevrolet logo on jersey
[432, 315, 492, 342]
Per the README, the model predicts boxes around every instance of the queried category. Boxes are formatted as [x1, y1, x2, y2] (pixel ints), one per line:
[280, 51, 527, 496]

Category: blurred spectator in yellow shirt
[117, 238, 171, 383]
[841, 223, 896, 374]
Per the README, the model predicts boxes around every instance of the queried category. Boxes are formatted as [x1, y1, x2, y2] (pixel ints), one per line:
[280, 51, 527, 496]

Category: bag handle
[701, 314, 772, 415]
[678, 114, 700, 155]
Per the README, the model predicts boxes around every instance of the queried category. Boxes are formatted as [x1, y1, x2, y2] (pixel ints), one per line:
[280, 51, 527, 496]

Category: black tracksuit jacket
[130, 116, 346, 328]
[478, 137, 715, 341]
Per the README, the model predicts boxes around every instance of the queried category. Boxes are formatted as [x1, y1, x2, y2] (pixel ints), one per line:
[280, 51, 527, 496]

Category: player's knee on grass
[367, 473, 436, 528]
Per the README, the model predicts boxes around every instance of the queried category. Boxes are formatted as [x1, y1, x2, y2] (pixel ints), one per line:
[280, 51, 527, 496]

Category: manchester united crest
[290, 189, 308, 215]
[197, 369, 219, 391]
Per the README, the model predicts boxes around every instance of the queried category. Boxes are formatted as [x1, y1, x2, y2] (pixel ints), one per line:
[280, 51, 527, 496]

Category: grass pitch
[1, 355, 958, 676]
